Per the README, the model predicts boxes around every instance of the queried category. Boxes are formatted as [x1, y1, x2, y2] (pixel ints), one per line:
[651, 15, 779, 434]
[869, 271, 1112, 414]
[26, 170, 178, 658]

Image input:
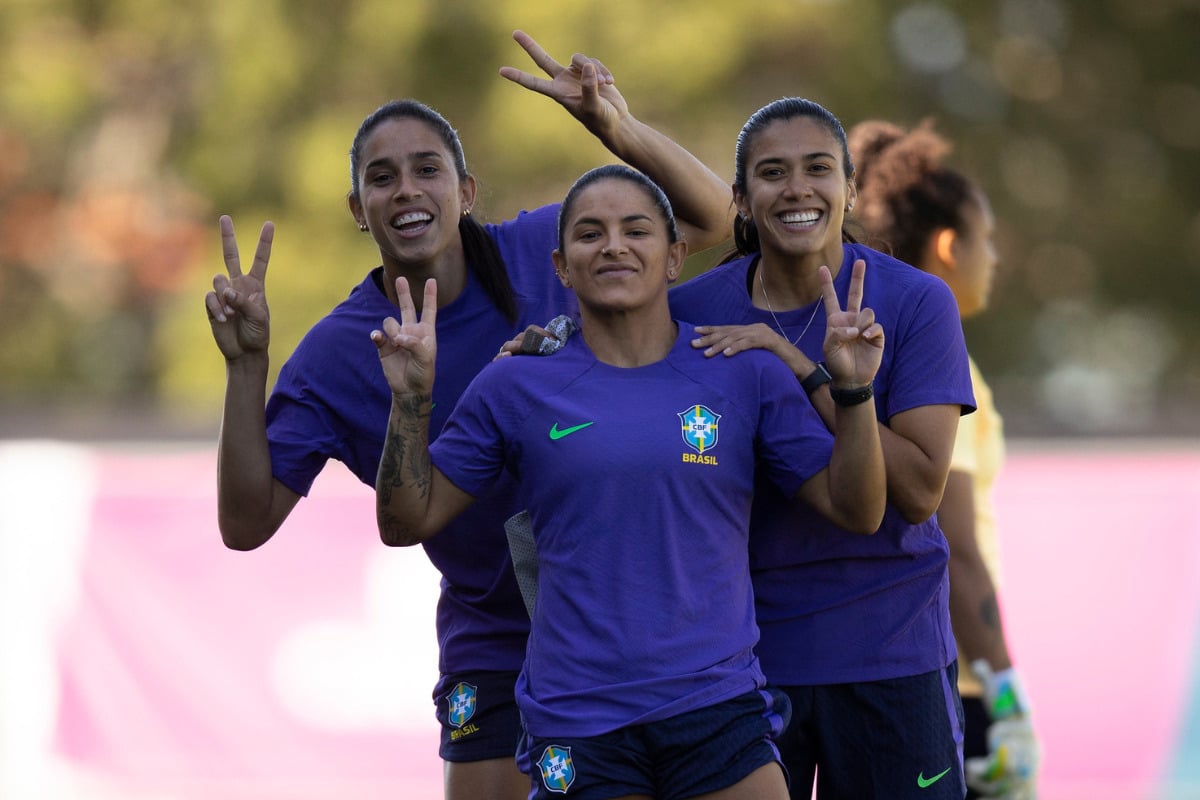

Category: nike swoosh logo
[549, 421, 594, 440]
[916, 767, 952, 788]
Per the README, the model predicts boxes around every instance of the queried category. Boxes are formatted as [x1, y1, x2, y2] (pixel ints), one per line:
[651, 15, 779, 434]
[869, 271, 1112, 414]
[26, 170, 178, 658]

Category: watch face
[801, 364, 832, 395]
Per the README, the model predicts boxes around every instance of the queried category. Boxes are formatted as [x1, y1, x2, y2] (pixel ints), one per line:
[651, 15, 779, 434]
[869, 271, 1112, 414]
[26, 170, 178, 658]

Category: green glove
[965, 660, 1041, 800]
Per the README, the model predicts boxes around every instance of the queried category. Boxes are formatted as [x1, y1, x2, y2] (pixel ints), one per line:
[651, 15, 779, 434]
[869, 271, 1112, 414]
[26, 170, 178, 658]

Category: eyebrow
[364, 151, 447, 171]
[754, 152, 837, 168]
[572, 213, 656, 227]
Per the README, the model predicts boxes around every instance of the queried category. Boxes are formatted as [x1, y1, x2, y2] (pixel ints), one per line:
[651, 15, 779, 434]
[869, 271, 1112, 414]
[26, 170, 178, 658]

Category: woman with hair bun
[849, 118, 1040, 800]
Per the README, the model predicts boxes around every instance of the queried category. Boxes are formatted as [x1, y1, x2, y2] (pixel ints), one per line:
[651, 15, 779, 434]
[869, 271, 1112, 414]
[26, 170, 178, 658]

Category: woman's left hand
[820, 258, 884, 387]
[498, 30, 625, 139]
[371, 277, 439, 397]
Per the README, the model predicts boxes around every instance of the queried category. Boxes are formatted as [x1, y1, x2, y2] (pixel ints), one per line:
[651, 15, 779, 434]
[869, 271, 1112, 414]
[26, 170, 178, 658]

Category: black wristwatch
[799, 362, 833, 397]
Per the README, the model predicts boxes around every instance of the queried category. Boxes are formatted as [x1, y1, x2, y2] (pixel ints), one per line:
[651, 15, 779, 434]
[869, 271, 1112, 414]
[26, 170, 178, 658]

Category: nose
[784, 173, 813, 198]
[600, 238, 628, 257]
[392, 170, 421, 199]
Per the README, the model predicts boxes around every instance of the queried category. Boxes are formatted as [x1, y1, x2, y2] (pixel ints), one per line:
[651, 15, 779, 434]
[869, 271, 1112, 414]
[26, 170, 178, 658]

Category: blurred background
[1, 0, 1198, 798]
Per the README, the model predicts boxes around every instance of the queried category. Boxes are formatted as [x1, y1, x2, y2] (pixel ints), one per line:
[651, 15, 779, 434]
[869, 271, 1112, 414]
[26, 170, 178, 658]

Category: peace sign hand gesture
[205, 215, 273, 362]
[498, 29, 626, 142]
[820, 259, 884, 388]
[372, 277, 439, 398]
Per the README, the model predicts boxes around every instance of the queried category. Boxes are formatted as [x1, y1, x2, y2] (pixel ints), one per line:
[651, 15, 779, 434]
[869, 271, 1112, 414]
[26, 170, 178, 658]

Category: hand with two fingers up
[205, 215, 274, 362]
[819, 258, 884, 391]
[371, 277, 440, 399]
[499, 29, 623, 142]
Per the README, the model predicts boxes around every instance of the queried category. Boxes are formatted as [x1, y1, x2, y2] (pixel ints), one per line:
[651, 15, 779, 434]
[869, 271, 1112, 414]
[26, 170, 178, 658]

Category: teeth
[394, 211, 432, 227]
[781, 210, 820, 224]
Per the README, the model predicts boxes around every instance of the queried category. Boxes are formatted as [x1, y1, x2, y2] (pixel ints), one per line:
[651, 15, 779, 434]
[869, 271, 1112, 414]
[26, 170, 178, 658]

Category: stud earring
[358, 222, 368, 232]
[462, 208, 471, 217]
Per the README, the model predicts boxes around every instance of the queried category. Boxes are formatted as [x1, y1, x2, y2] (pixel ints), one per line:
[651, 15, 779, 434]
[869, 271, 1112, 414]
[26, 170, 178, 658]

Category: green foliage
[1, 0, 1198, 436]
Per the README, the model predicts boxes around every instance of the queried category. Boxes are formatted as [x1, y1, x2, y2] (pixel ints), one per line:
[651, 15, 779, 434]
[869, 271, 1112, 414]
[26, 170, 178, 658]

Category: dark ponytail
[460, 212, 518, 322]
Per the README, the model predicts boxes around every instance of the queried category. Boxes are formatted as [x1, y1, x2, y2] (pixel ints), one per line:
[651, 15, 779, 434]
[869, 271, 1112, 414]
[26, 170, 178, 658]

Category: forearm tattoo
[979, 592, 1001, 630]
[377, 393, 432, 546]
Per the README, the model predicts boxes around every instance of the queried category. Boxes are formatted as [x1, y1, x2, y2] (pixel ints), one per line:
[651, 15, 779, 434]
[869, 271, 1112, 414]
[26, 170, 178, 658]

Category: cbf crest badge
[538, 745, 576, 794]
[679, 404, 720, 454]
[447, 682, 477, 728]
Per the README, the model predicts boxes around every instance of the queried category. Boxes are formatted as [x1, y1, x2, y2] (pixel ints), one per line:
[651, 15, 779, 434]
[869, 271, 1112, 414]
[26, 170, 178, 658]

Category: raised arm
[372, 277, 475, 546]
[500, 30, 733, 252]
[784, 273, 958, 522]
[794, 261, 887, 533]
[206, 216, 301, 550]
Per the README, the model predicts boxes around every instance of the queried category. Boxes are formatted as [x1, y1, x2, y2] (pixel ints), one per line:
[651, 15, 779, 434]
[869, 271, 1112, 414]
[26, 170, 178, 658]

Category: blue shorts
[519, 687, 790, 800]
[961, 695, 988, 800]
[434, 670, 522, 762]
[775, 663, 965, 800]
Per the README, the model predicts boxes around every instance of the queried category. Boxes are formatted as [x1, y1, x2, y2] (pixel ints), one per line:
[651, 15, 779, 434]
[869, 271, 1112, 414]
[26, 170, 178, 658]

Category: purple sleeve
[884, 279, 976, 419]
[429, 367, 510, 497]
[265, 392, 336, 496]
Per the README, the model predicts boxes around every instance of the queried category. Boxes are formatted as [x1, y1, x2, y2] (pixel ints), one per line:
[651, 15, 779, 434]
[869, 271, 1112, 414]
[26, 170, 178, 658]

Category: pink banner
[2, 440, 1199, 799]
[1, 443, 443, 799]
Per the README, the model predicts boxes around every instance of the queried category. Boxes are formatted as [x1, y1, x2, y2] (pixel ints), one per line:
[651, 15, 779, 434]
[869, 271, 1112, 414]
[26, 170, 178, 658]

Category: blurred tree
[1, 0, 1197, 437]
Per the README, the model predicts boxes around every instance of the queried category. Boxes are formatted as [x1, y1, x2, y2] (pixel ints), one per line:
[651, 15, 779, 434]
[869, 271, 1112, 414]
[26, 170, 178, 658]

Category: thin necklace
[758, 261, 821, 346]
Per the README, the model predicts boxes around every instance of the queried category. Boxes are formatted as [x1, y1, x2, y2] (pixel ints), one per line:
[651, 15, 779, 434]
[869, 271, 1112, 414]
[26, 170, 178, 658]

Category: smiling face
[348, 117, 476, 272]
[735, 116, 855, 271]
[552, 176, 686, 315]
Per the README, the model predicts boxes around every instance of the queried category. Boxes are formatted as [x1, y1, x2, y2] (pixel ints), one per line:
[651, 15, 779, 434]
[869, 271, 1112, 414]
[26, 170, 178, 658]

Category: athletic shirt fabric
[950, 356, 1005, 698]
[668, 243, 976, 684]
[264, 204, 576, 684]
[429, 321, 835, 737]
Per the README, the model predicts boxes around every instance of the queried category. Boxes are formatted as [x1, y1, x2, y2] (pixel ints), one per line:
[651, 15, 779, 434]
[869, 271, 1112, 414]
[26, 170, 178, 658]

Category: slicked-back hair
[349, 99, 517, 322]
[728, 97, 858, 259]
[556, 164, 679, 253]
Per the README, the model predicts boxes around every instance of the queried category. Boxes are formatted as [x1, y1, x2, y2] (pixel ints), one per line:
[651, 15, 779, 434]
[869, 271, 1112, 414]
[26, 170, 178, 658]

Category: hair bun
[849, 118, 951, 196]
[848, 120, 906, 174]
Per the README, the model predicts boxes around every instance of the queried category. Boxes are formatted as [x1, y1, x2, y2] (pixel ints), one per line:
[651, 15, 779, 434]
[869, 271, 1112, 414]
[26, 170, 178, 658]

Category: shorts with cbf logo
[434, 670, 522, 762]
[518, 687, 790, 800]
[774, 662, 966, 800]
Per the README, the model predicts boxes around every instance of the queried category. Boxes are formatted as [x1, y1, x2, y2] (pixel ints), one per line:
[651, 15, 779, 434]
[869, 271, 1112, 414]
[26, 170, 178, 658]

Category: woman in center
[372, 164, 887, 800]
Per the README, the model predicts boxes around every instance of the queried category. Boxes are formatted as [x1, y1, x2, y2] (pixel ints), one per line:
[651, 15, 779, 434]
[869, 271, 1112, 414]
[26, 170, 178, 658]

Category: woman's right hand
[690, 322, 816, 376]
[206, 215, 273, 362]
